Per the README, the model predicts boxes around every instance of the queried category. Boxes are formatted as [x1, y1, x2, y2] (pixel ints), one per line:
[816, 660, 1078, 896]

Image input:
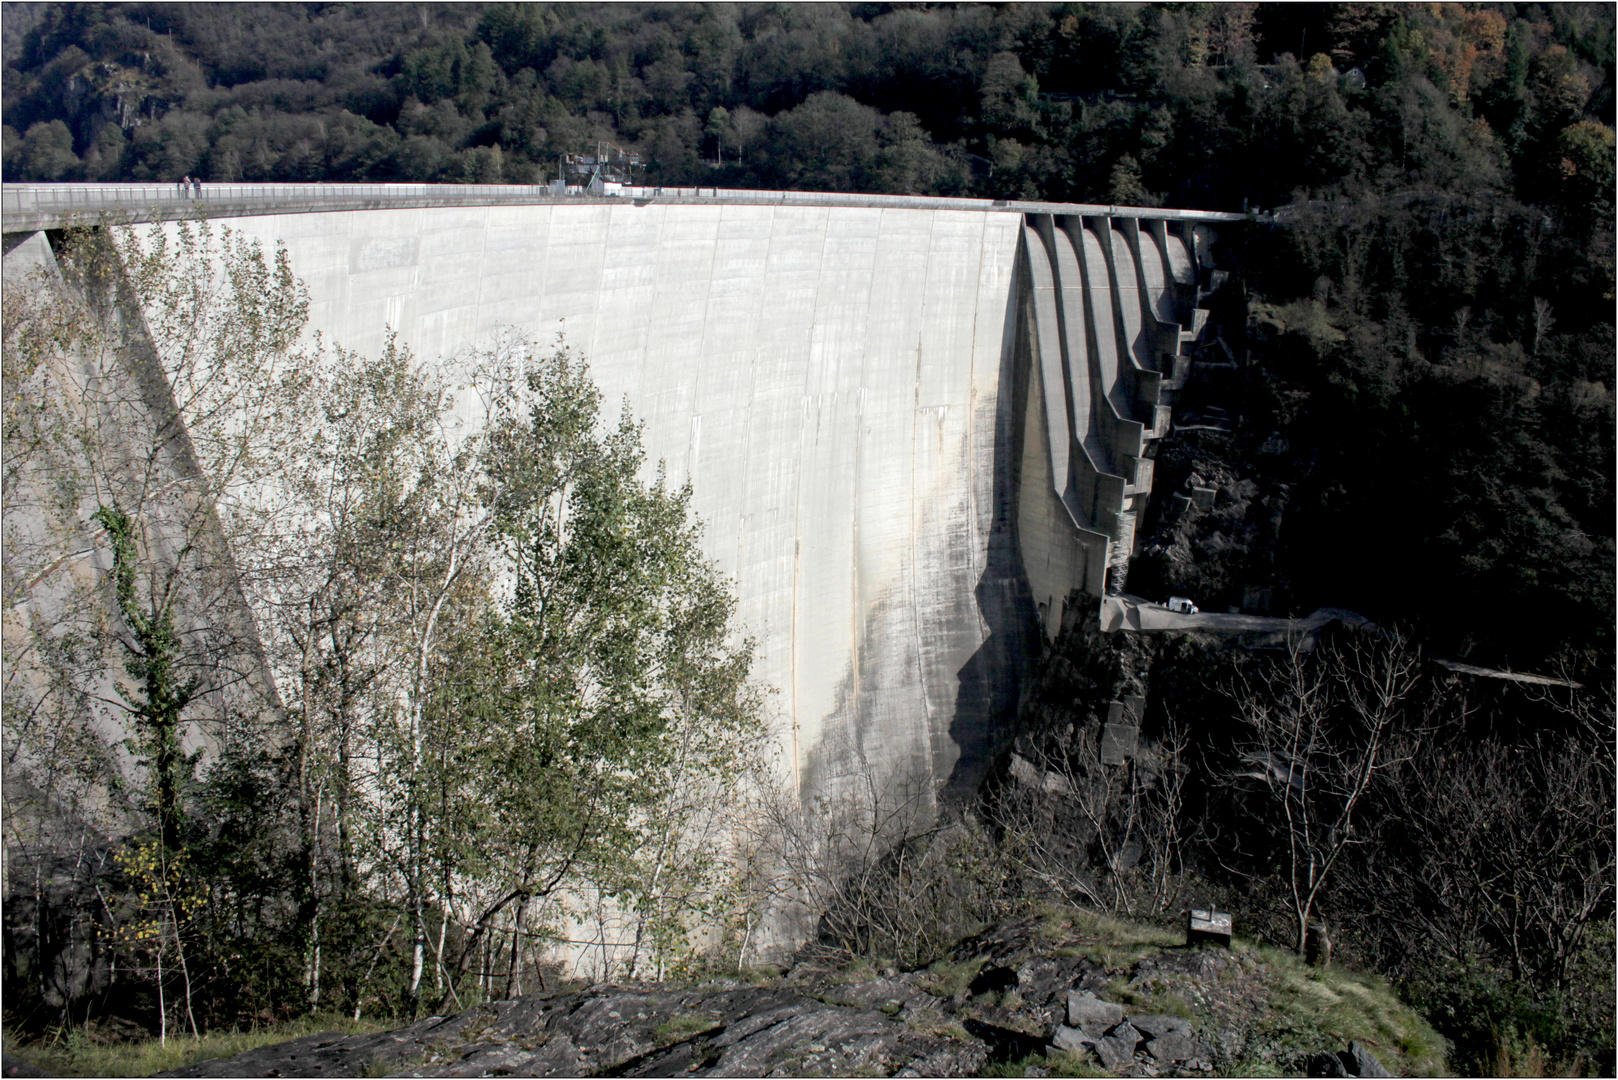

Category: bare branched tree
[989, 720, 1197, 919]
[1225, 629, 1422, 955]
[1358, 674, 1616, 998]
[738, 746, 1016, 968]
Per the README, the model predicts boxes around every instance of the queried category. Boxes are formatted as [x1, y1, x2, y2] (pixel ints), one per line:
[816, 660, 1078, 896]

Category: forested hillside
[2, 3, 1611, 212]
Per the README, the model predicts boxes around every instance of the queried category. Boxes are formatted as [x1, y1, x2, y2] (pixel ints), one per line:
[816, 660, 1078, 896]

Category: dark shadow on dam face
[795, 245, 1038, 807]
[943, 252, 1040, 801]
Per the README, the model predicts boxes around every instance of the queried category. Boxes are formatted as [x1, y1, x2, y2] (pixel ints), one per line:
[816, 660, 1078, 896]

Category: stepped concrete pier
[1016, 212, 1221, 639]
[3, 183, 1241, 797]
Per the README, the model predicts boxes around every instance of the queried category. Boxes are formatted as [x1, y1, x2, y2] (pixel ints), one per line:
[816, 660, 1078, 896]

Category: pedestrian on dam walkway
[178, 176, 190, 196]
[192, 176, 202, 197]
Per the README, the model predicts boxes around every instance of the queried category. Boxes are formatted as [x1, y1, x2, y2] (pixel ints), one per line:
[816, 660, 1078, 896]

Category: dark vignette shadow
[943, 235, 1040, 801]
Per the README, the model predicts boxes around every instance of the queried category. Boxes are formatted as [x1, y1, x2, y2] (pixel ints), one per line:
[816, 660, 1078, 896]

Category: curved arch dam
[3, 184, 1242, 799]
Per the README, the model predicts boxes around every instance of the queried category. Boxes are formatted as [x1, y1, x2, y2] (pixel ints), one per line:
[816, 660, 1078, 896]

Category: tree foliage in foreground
[4, 220, 320, 1033]
[2, 225, 766, 1033]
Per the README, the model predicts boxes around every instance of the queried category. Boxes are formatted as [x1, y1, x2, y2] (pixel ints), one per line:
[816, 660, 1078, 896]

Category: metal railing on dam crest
[3, 181, 1246, 232]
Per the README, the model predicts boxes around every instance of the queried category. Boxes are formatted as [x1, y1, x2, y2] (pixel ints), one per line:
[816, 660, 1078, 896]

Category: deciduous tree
[3, 220, 316, 1029]
[1225, 629, 1421, 956]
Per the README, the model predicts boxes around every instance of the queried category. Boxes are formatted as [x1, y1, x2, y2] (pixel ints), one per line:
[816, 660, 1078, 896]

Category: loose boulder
[1066, 990, 1125, 1028]
[1091, 1022, 1141, 1070]
[1306, 1040, 1394, 1077]
[1146, 1031, 1199, 1064]
[1129, 1013, 1193, 1039]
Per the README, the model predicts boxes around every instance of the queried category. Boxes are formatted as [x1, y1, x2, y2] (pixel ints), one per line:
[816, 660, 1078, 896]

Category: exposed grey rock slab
[1305, 1040, 1395, 1078]
[1307, 1049, 1352, 1077]
[1090, 1022, 1140, 1070]
[157, 985, 985, 1078]
[1129, 1013, 1193, 1039]
[1065, 990, 1125, 1028]
[1347, 1040, 1394, 1077]
[1050, 1024, 1092, 1054]
[890, 1040, 990, 1078]
[820, 976, 913, 1009]
[1145, 1031, 1199, 1063]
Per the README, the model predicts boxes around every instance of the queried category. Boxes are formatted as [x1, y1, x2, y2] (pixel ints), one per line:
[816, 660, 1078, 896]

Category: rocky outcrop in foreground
[156, 911, 1425, 1078]
[159, 984, 986, 1079]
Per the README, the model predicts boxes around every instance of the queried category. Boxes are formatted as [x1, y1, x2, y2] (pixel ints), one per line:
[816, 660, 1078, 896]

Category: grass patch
[916, 957, 980, 1000]
[734, 964, 788, 985]
[668, 960, 786, 988]
[979, 1048, 1111, 1077]
[1215, 1060, 1288, 1078]
[653, 1012, 720, 1044]
[3, 1013, 389, 1078]
[1050, 909, 1181, 970]
[1248, 953, 1447, 1076]
[1111, 983, 1195, 1020]
[913, 1019, 972, 1040]
[1034, 907, 1076, 941]
[827, 956, 900, 985]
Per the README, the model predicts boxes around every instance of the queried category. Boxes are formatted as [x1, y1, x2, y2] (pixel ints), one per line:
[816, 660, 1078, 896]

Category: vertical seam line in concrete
[414, 204, 429, 352]
[342, 208, 359, 350]
[689, 204, 721, 488]
[632, 201, 665, 448]
[585, 204, 607, 369]
[771, 203, 801, 797]
[912, 208, 939, 752]
[813, 206, 861, 762]
[724, 206, 765, 727]
[473, 203, 491, 357]
[966, 214, 994, 628]
[535, 201, 555, 355]
[799, 204, 860, 761]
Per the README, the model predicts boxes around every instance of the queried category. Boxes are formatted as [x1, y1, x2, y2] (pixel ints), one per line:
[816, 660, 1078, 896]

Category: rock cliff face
[152, 908, 1436, 1078]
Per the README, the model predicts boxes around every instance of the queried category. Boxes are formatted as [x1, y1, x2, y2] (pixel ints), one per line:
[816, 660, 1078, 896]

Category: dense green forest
[2, 2, 1612, 210]
[2, 3, 1613, 1076]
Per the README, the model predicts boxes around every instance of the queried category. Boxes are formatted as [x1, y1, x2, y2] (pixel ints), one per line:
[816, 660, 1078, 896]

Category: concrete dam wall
[3, 184, 1240, 799]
